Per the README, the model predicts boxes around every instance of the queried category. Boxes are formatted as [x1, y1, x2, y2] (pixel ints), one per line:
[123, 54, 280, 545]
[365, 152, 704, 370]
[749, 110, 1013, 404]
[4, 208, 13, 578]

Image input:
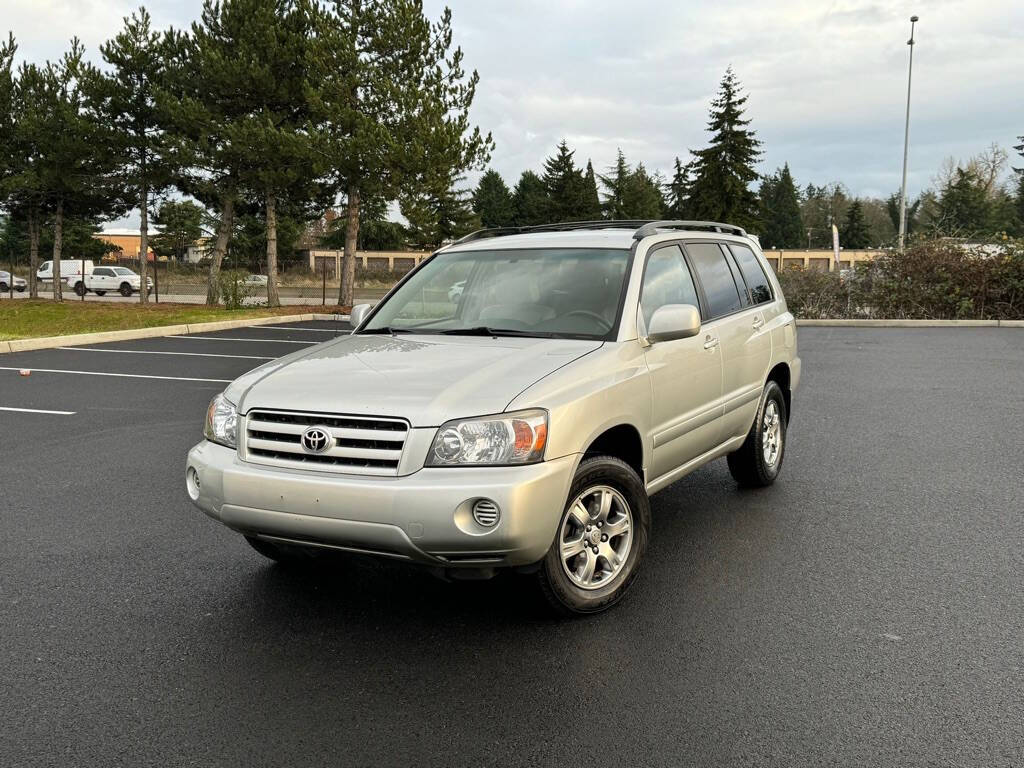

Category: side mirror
[350, 303, 372, 329]
[647, 304, 701, 343]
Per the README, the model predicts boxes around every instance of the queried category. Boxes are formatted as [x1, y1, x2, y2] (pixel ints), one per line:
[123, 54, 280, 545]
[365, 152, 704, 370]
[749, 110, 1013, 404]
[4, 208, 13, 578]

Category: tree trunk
[338, 185, 360, 307]
[28, 210, 40, 299]
[52, 199, 64, 302]
[265, 192, 280, 307]
[206, 194, 234, 305]
[138, 183, 149, 304]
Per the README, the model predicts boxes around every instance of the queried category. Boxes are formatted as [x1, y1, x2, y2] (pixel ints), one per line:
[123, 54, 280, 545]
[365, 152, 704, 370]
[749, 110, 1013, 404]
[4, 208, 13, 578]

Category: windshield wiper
[359, 326, 418, 335]
[438, 326, 557, 338]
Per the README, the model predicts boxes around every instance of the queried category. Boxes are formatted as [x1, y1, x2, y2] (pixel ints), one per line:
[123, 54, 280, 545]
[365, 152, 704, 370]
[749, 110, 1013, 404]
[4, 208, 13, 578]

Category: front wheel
[74, 281, 87, 296]
[727, 381, 788, 487]
[119, 282, 132, 297]
[0, 282, 7, 292]
[537, 456, 650, 615]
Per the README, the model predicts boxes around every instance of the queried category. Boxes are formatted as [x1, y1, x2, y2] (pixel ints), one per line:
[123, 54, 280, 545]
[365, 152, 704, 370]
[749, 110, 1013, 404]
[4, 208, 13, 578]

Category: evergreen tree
[87, 8, 170, 304]
[472, 169, 514, 228]
[541, 140, 587, 222]
[309, 1, 492, 306]
[757, 164, 803, 248]
[511, 171, 548, 226]
[687, 68, 762, 228]
[936, 168, 991, 234]
[665, 156, 694, 219]
[151, 200, 204, 261]
[1011, 173, 1024, 237]
[623, 163, 664, 219]
[841, 199, 871, 248]
[581, 160, 602, 219]
[801, 182, 849, 248]
[401, 174, 478, 249]
[599, 149, 631, 219]
[886, 192, 921, 239]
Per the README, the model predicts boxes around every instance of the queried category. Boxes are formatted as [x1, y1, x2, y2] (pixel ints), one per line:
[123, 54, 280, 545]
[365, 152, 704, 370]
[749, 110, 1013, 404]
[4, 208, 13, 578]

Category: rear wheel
[537, 456, 649, 615]
[119, 282, 132, 297]
[727, 381, 787, 487]
[0, 281, 7, 292]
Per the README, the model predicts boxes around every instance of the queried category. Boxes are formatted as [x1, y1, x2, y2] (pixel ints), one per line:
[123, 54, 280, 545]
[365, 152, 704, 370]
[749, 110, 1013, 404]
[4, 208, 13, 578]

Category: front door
[640, 244, 724, 481]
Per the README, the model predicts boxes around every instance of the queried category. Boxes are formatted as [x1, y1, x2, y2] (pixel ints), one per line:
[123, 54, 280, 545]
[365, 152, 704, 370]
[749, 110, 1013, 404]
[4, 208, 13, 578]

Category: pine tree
[841, 199, 871, 248]
[757, 164, 803, 248]
[309, 2, 492, 306]
[541, 140, 587, 222]
[88, 8, 170, 304]
[687, 68, 762, 228]
[936, 168, 991, 235]
[623, 163, 664, 219]
[886, 192, 921, 239]
[599, 149, 631, 219]
[581, 160, 602, 219]
[151, 200, 204, 261]
[401, 174, 478, 249]
[512, 171, 548, 226]
[665, 157, 694, 219]
[472, 169, 514, 228]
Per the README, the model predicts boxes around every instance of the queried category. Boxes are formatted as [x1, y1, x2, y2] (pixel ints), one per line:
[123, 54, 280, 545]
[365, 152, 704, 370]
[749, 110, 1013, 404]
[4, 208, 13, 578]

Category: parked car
[71, 266, 153, 297]
[185, 220, 800, 614]
[0, 270, 27, 292]
[37, 259, 94, 284]
[239, 274, 269, 286]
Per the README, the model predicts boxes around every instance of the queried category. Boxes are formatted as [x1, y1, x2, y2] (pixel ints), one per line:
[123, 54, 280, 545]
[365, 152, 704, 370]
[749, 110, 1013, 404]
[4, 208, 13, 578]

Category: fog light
[472, 499, 500, 527]
[186, 466, 201, 501]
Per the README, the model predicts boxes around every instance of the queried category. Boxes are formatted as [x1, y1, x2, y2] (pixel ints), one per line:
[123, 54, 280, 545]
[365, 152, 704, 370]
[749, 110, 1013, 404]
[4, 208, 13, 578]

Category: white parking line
[0, 367, 231, 383]
[168, 335, 315, 344]
[56, 347, 274, 360]
[0, 406, 76, 415]
[257, 326, 342, 332]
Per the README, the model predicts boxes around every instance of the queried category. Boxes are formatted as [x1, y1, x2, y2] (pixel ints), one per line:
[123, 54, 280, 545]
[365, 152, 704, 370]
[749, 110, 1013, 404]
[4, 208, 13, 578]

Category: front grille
[244, 409, 409, 476]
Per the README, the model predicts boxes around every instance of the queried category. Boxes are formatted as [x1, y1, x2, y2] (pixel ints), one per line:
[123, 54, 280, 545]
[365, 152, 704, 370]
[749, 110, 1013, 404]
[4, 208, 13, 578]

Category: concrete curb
[795, 319, 1020, 327]
[0, 313, 348, 356]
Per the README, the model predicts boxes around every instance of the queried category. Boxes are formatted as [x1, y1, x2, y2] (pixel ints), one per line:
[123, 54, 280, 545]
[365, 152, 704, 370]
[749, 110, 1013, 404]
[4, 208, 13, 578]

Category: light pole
[897, 15, 919, 250]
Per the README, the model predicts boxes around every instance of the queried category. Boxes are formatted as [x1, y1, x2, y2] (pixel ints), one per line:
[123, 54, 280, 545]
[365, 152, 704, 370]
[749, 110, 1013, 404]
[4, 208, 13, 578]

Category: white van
[37, 260, 95, 285]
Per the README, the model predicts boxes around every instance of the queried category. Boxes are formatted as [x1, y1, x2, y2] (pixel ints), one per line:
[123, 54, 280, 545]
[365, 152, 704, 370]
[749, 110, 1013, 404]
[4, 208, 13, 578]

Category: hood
[231, 333, 601, 426]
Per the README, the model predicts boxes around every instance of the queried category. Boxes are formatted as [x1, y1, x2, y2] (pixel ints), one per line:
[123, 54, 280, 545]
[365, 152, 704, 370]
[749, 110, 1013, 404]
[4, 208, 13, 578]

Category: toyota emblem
[300, 426, 332, 453]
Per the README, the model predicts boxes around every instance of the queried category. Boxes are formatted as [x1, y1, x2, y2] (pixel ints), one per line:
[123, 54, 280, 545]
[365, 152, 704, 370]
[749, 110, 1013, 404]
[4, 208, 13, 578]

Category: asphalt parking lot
[1, 324, 1022, 766]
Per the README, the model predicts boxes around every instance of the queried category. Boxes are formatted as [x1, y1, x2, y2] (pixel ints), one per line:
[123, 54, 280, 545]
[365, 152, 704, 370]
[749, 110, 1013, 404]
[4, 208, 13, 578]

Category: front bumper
[186, 441, 577, 567]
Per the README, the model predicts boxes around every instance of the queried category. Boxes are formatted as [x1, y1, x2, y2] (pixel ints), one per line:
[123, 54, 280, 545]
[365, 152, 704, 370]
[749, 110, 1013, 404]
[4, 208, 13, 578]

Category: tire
[95, 290, 106, 296]
[119, 282, 132, 297]
[537, 456, 650, 616]
[74, 281, 87, 296]
[244, 534, 317, 565]
[727, 380, 788, 488]
[0, 282, 7, 292]
[16, 286, 25, 292]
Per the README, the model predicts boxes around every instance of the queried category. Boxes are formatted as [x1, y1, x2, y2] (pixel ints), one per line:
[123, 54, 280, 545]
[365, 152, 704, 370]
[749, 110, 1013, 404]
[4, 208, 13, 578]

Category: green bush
[218, 269, 258, 310]
[777, 240, 1024, 319]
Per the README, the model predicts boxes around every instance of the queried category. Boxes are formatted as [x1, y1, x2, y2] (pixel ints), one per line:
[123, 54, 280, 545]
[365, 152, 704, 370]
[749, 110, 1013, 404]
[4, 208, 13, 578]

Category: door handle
[752, 315, 764, 330]
[703, 336, 719, 350]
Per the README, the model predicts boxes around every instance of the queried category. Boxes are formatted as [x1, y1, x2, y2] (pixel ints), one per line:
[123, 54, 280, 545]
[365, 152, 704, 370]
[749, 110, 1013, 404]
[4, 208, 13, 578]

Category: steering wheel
[562, 310, 610, 330]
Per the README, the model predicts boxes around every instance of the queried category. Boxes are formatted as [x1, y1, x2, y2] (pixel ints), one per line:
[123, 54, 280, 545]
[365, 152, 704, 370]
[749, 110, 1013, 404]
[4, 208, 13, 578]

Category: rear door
[684, 240, 772, 443]
[640, 243, 724, 480]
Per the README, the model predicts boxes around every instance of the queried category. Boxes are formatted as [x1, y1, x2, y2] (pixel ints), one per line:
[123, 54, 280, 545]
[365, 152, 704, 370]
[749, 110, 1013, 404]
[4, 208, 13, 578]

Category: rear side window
[729, 244, 772, 305]
[686, 242, 743, 319]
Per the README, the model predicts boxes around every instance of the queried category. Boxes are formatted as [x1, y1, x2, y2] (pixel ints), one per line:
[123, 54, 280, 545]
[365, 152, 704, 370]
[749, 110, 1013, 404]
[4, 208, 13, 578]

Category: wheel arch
[766, 362, 791, 420]
[580, 423, 645, 483]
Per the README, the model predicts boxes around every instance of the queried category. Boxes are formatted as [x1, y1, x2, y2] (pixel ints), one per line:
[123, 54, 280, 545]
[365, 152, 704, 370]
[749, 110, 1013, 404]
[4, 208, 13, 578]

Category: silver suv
[186, 220, 800, 614]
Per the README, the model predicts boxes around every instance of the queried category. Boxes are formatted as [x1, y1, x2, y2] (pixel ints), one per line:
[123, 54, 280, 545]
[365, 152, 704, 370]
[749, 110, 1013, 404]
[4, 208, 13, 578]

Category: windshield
[362, 248, 632, 339]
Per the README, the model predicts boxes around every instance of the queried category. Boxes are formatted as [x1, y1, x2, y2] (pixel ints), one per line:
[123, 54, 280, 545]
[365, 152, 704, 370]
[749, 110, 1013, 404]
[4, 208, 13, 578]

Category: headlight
[427, 409, 547, 466]
[204, 392, 238, 448]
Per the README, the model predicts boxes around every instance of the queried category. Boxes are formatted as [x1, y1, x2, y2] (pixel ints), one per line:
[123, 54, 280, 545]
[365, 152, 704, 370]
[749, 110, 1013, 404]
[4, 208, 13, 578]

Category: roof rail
[450, 220, 660, 246]
[632, 220, 747, 239]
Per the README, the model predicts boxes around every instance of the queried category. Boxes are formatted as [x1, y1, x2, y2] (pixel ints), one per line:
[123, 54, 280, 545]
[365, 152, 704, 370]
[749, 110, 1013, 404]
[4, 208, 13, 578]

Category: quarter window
[729, 244, 773, 305]
[686, 242, 743, 319]
[640, 245, 700, 329]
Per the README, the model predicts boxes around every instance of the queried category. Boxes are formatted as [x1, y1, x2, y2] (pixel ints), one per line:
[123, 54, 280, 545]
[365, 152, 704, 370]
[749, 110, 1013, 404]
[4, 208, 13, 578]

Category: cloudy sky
[6, 0, 1024, 219]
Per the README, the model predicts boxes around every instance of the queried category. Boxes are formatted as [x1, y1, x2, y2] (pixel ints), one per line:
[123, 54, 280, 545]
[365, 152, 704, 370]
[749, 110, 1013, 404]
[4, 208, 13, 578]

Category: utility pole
[898, 15, 919, 250]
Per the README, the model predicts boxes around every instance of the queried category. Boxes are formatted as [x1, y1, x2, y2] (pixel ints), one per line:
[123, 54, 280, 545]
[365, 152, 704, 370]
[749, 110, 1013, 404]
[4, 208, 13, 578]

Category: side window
[686, 242, 743, 319]
[729, 244, 773, 305]
[640, 245, 700, 329]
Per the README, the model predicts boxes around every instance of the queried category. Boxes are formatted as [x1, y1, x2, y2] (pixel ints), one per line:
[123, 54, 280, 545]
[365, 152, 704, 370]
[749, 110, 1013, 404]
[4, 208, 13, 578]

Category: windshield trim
[356, 245, 637, 342]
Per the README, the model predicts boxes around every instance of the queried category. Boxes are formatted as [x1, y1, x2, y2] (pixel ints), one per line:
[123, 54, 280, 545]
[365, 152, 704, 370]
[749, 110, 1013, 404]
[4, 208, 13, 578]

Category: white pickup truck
[72, 266, 153, 297]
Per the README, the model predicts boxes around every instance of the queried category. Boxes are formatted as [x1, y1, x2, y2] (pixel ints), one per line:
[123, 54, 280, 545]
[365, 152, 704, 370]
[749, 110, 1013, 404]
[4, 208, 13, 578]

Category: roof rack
[450, 220, 656, 246]
[632, 221, 747, 239]
[448, 219, 748, 246]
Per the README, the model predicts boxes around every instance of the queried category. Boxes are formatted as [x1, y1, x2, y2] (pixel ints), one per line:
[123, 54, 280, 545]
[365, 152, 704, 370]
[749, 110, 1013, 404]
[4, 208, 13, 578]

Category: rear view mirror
[647, 304, 701, 343]
[350, 303, 372, 329]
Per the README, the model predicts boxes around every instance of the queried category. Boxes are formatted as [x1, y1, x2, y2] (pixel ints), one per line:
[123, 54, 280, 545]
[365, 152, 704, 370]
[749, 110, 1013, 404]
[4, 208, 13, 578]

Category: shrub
[218, 270, 258, 310]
